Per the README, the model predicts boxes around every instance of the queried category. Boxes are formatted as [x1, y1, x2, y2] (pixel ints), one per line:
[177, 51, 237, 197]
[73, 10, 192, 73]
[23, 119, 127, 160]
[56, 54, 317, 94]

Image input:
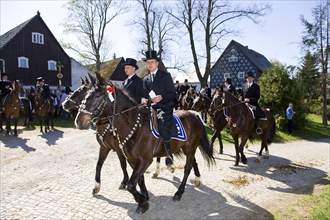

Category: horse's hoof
[152, 173, 158, 179]
[118, 183, 126, 190]
[194, 180, 201, 187]
[242, 158, 248, 164]
[167, 166, 175, 173]
[173, 193, 182, 201]
[254, 158, 260, 163]
[234, 162, 239, 166]
[245, 145, 249, 149]
[263, 155, 269, 159]
[92, 188, 100, 195]
[136, 201, 149, 214]
[219, 151, 223, 154]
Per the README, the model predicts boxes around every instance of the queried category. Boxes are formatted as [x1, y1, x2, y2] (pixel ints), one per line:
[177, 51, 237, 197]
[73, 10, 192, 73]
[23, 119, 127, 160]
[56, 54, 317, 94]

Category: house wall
[210, 44, 258, 89]
[71, 58, 94, 90]
[0, 15, 71, 87]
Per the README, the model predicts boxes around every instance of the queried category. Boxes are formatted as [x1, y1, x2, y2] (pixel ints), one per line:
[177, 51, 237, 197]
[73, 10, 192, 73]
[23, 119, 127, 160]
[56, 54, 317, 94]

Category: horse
[19, 97, 33, 127]
[210, 88, 276, 165]
[191, 92, 227, 154]
[179, 86, 197, 110]
[74, 74, 215, 213]
[0, 79, 23, 136]
[34, 88, 54, 133]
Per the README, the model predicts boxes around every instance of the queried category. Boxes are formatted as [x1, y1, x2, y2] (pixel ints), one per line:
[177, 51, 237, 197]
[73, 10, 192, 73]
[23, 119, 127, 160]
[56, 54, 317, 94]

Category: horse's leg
[152, 157, 161, 178]
[232, 134, 240, 166]
[137, 175, 149, 201]
[5, 117, 10, 135]
[93, 145, 111, 194]
[39, 116, 43, 133]
[239, 136, 249, 165]
[218, 133, 224, 154]
[117, 152, 129, 190]
[0, 113, 3, 132]
[126, 161, 150, 214]
[211, 129, 221, 154]
[13, 117, 18, 136]
[173, 154, 195, 201]
[255, 136, 269, 163]
[192, 157, 201, 187]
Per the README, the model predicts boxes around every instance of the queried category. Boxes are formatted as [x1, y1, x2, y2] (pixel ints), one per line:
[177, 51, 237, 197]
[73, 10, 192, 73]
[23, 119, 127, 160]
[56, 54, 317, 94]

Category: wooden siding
[0, 13, 71, 87]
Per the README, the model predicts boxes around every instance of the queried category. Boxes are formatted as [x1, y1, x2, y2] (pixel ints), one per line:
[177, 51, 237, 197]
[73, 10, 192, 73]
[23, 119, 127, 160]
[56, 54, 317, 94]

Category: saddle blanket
[150, 114, 187, 141]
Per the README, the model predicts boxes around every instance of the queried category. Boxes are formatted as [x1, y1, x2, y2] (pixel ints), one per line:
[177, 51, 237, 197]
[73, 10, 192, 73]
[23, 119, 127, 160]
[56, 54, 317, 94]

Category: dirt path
[0, 127, 329, 219]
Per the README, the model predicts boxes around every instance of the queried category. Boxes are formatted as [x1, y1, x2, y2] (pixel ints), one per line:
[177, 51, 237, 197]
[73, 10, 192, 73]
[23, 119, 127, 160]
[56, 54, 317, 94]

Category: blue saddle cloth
[150, 114, 187, 141]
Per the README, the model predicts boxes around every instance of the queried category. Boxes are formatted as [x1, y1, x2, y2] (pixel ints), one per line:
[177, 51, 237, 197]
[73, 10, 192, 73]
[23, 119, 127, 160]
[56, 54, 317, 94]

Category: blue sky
[0, 0, 319, 70]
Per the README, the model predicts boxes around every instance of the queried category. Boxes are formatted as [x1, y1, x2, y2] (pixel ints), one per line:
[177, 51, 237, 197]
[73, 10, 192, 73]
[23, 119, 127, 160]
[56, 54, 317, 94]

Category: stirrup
[256, 127, 263, 135]
[165, 156, 173, 166]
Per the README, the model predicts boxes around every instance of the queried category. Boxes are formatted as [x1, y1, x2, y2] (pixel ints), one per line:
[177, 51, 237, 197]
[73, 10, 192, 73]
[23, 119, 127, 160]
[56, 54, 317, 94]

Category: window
[238, 72, 245, 79]
[228, 55, 238, 62]
[48, 60, 57, 71]
[32, 32, 44, 44]
[224, 73, 231, 80]
[18, 57, 29, 68]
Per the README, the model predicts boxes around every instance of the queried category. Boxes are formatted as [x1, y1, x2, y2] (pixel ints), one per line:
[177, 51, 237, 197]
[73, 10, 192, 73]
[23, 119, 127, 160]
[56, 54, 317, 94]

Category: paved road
[1, 127, 329, 219]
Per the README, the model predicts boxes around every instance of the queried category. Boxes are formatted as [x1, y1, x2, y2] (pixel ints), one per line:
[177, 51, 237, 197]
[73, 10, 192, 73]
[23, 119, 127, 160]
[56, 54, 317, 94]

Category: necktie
[151, 74, 155, 83]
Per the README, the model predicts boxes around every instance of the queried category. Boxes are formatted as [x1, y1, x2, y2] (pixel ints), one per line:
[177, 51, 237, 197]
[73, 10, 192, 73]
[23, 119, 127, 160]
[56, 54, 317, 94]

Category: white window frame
[238, 72, 245, 79]
[32, 32, 44, 44]
[224, 73, 231, 80]
[48, 60, 57, 71]
[228, 55, 238, 62]
[18, 57, 29, 68]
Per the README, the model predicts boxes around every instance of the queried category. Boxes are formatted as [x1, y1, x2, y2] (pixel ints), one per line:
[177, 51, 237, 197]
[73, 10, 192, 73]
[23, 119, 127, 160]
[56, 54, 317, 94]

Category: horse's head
[62, 76, 92, 112]
[13, 79, 24, 94]
[192, 92, 212, 112]
[209, 88, 224, 113]
[75, 73, 117, 129]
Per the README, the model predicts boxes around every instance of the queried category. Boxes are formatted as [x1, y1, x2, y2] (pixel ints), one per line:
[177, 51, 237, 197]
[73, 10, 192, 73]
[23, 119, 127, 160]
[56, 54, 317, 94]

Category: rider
[0, 73, 13, 112]
[122, 58, 144, 103]
[179, 79, 190, 98]
[36, 77, 55, 112]
[142, 50, 178, 167]
[224, 78, 236, 95]
[242, 71, 266, 134]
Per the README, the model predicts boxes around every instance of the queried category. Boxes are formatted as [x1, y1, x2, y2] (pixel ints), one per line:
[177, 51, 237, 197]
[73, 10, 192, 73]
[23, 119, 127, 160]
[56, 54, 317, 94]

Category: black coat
[123, 74, 144, 104]
[0, 80, 12, 96]
[242, 82, 265, 118]
[225, 84, 236, 95]
[143, 69, 177, 109]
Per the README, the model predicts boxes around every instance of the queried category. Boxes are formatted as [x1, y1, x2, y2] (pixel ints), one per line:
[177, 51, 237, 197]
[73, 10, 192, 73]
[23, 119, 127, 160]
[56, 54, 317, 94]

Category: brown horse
[210, 88, 276, 166]
[19, 97, 33, 127]
[0, 80, 23, 136]
[191, 92, 227, 154]
[179, 86, 197, 110]
[34, 88, 54, 133]
[75, 74, 215, 213]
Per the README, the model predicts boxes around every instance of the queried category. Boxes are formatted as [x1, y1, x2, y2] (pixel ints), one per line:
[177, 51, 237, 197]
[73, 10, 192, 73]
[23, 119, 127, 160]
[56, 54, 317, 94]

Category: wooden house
[210, 39, 271, 89]
[0, 11, 71, 90]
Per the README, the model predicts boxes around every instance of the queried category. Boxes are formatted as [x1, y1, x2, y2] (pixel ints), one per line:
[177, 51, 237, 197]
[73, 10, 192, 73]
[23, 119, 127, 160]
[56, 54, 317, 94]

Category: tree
[259, 61, 306, 130]
[132, 0, 177, 61]
[168, 0, 271, 87]
[62, 0, 125, 74]
[300, 0, 329, 125]
[296, 51, 321, 113]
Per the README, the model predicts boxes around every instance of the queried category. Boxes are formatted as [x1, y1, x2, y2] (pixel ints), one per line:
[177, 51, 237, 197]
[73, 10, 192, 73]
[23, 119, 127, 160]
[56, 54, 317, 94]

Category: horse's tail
[196, 115, 216, 167]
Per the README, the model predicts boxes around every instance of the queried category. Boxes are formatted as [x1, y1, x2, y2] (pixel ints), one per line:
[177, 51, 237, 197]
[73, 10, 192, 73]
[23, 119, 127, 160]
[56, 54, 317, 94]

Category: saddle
[149, 109, 187, 141]
[246, 103, 267, 120]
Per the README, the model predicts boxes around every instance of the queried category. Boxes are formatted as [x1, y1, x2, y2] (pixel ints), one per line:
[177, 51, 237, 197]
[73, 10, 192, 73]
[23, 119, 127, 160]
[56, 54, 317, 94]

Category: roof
[0, 17, 33, 49]
[229, 40, 271, 71]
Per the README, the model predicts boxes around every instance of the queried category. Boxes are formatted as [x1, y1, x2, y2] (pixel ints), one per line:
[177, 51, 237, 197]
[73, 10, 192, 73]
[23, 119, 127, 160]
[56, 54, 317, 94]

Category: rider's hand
[244, 98, 250, 102]
[151, 95, 162, 103]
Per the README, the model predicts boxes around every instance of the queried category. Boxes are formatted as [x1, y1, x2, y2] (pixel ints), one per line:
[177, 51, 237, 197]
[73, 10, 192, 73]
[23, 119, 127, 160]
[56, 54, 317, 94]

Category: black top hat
[1, 73, 7, 77]
[37, 77, 44, 82]
[246, 71, 255, 78]
[184, 79, 188, 83]
[144, 50, 159, 61]
[122, 58, 139, 70]
[225, 77, 232, 84]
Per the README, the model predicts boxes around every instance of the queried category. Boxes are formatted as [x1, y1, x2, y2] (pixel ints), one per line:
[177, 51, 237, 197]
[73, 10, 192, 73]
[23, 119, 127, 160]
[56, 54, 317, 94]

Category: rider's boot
[255, 119, 263, 135]
[164, 140, 174, 167]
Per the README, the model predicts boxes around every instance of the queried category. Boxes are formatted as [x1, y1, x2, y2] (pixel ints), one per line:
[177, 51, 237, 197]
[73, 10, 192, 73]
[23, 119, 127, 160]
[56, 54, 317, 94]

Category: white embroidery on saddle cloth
[246, 103, 256, 119]
[150, 114, 187, 141]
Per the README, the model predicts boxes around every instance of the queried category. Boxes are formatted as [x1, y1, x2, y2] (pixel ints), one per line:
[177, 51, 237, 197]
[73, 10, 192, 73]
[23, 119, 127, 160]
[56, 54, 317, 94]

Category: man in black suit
[242, 71, 266, 134]
[142, 50, 177, 167]
[224, 78, 236, 95]
[122, 58, 143, 104]
[0, 73, 13, 112]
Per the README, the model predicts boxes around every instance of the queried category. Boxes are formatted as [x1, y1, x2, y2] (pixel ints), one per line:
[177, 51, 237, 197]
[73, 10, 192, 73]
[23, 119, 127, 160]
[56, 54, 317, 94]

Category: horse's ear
[85, 76, 90, 85]
[88, 73, 96, 85]
[95, 73, 107, 86]
[80, 77, 85, 85]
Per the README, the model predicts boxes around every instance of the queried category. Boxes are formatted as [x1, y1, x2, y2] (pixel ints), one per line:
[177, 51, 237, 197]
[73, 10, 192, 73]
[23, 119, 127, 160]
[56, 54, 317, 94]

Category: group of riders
[0, 73, 57, 116]
[121, 50, 266, 168]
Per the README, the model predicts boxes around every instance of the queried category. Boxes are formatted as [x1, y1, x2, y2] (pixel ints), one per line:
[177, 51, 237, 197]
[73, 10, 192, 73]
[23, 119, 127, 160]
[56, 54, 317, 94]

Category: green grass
[272, 182, 330, 220]
[205, 114, 330, 144]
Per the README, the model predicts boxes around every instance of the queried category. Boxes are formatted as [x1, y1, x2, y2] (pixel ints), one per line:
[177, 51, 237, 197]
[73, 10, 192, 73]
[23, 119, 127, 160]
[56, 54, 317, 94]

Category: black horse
[74, 74, 215, 213]
[210, 88, 276, 165]
[191, 92, 228, 154]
